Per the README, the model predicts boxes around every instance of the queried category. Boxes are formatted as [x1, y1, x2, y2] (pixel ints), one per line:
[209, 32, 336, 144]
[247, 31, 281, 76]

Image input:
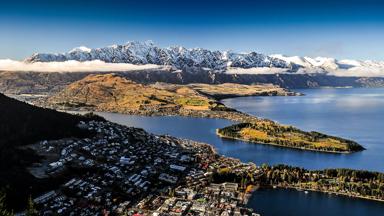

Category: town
[24, 120, 263, 216]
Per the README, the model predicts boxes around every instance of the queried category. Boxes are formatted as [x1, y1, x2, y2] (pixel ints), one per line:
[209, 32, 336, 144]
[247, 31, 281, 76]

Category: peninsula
[35, 73, 365, 154]
[217, 122, 365, 153]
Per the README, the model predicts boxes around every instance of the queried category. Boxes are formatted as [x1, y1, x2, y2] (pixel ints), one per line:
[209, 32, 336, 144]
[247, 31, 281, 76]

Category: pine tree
[26, 195, 38, 216]
[0, 190, 13, 216]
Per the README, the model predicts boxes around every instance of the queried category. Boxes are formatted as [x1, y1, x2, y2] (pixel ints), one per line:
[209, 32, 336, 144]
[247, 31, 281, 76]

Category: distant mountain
[270, 54, 384, 77]
[39, 73, 296, 115]
[25, 41, 292, 70]
[0, 41, 380, 96]
[0, 71, 89, 95]
[1, 71, 384, 97]
[25, 41, 384, 77]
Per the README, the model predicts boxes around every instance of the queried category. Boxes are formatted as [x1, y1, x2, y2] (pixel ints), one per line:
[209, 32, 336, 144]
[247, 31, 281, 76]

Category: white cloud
[226, 67, 288, 75]
[0, 59, 164, 72]
[226, 65, 384, 77]
[327, 67, 384, 77]
[1, 59, 384, 77]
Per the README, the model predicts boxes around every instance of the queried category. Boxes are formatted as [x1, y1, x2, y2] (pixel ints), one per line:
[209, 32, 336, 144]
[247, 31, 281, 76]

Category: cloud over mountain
[0, 59, 163, 72]
[1, 41, 383, 77]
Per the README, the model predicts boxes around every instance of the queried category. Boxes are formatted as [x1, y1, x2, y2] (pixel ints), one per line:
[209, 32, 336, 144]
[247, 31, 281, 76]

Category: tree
[26, 195, 38, 216]
[0, 190, 13, 216]
[261, 163, 269, 170]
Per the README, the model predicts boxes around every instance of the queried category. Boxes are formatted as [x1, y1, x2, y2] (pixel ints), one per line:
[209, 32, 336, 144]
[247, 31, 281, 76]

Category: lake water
[222, 88, 384, 172]
[94, 87, 384, 215]
[248, 188, 384, 216]
[96, 88, 384, 172]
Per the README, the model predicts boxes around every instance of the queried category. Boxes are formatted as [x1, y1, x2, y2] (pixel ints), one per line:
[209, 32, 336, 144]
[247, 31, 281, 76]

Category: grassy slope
[45, 74, 217, 113]
[44, 74, 294, 113]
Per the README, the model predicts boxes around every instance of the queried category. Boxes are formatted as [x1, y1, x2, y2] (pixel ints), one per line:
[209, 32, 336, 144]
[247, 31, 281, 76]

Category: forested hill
[0, 93, 102, 210]
[0, 93, 95, 148]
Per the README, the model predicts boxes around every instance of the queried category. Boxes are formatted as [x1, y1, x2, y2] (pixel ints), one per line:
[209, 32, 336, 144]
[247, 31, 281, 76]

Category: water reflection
[88, 88, 384, 215]
[248, 188, 384, 216]
[83, 88, 384, 172]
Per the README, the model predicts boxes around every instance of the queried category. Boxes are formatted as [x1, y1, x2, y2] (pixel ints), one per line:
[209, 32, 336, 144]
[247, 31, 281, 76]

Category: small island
[217, 121, 365, 153]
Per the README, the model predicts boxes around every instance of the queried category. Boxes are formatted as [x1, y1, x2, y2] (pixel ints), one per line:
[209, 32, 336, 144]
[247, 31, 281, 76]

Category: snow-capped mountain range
[24, 41, 384, 77]
[24, 41, 292, 70]
[270, 54, 384, 76]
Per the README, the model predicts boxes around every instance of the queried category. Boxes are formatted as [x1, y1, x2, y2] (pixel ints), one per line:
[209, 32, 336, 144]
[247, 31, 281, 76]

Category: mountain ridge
[24, 41, 384, 77]
[24, 41, 294, 70]
[39, 73, 296, 115]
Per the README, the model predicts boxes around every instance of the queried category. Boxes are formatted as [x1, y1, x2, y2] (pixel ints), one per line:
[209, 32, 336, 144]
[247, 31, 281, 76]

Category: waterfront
[93, 88, 384, 215]
[95, 99, 384, 172]
[222, 87, 384, 172]
[248, 188, 384, 216]
[94, 112, 384, 216]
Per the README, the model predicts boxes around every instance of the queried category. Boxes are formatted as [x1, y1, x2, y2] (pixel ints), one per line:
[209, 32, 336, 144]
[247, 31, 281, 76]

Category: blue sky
[1, 0, 383, 60]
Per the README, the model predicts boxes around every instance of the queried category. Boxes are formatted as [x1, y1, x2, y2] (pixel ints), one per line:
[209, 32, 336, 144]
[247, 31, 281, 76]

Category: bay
[92, 88, 384, 216]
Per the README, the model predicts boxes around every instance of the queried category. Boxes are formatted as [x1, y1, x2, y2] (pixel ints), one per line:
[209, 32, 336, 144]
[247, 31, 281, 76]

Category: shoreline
[197, 90, 303, 101]
[60, 107, 259, 122]
[216, 130, 354, 154]
[266, 185, 384, 203]
[23, 96, 384, 204]
[61, 106, 361, 154]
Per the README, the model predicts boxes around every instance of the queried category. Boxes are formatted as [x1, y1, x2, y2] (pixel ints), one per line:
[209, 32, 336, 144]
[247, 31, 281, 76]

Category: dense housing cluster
[24, 121, 261, 215]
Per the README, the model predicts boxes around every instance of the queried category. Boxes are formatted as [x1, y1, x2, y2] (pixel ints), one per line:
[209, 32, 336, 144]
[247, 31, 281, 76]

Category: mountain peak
[69, 46, 91, 53]
[24, 41, 291, 70]
[23, 41, 384, 77]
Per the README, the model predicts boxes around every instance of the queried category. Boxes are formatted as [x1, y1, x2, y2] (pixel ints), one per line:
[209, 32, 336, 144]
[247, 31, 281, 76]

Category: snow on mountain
[269, 54, 313, 68]
[69, 46, 92, 53]
[21, 41, 384, 77]
[270, 54, 339, 69]
[25, 41, 292, 70]
[271, 54, 384, 77]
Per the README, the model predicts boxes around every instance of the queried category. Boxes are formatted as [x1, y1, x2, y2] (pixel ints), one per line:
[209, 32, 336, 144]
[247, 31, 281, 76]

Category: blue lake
[94, 87, 384, 215]
[96, 88, 384, 172]
[222, 88, 384, 172]
[248, 188, 384, 216]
